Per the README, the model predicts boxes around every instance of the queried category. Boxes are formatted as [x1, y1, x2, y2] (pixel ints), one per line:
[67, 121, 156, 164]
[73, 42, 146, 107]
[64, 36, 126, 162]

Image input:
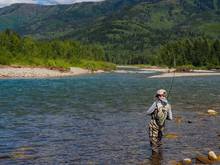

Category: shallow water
[0, 71, 219, 164]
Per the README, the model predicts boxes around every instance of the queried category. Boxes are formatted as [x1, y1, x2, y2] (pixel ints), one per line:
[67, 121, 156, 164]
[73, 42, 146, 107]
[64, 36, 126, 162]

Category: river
[0, 69, 219, 164]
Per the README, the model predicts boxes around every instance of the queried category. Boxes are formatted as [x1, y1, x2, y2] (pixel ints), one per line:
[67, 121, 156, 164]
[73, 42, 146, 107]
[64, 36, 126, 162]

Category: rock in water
[187, 120, 192, 124]
[11, 146, 35, 160]
[167, 160, 180, 165]
[164, 133, 179, 139]
[196, 156, 213, 164]
[207, 109, 218, 115]
[208, 151, 218, 161]
[175, 116, 182, 124]
[183, 158, 192, 164]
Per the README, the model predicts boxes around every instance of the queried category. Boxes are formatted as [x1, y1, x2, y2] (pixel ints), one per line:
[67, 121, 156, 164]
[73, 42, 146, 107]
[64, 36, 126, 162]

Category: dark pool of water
[0, 71, 219, 164]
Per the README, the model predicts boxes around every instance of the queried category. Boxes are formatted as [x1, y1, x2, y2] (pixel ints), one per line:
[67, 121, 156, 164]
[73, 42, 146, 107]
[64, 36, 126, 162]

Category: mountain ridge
[0, 0, 104, 8]
[0, 0, 220, 63]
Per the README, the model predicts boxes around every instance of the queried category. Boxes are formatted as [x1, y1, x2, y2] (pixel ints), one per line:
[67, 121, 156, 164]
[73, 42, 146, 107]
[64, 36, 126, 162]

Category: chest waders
[148, 103, 168, 152]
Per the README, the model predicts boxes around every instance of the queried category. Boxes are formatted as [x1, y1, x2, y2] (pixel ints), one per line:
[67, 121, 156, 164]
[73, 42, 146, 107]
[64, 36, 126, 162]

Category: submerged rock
[187, 120, 192, 124]
[197, 111, 208, 117]
[175, 116, 183, 124]
[168, 160, 183, 165]
[196, 151, 220, 164]
[196, 155, 213, 164]
[183, 158, 192, 164]
[164, 133, 179, 139]
[208, 151, 218, 161]
[11, 146, 35, 160]
[207, 109, 218, 115]
[167, 160, 179, 165]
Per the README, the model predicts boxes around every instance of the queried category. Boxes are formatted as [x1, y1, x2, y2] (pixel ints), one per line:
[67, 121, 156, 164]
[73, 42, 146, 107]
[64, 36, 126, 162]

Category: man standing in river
[146, 89, 173, 153]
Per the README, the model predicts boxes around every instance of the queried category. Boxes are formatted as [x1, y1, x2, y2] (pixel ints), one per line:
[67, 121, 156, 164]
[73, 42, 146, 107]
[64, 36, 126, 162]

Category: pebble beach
[142, 68, 220, 78]
[0, 66, 103, 78]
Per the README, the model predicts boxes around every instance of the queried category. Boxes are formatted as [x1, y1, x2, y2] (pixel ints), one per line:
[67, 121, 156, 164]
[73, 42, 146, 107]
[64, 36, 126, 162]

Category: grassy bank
[5, 59, 116, 72]
[76, 60, 116, 71]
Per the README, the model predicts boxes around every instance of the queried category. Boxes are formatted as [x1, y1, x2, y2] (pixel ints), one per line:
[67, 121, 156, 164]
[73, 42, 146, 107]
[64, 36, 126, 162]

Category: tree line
[103, 37, 220, 69]
[157, 38, 220, 69]
[1, 29, 220, 69]
[0, 29, 115, 70]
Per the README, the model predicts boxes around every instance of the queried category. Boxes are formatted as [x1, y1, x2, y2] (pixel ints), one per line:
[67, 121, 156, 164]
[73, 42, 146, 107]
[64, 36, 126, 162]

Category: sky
[0, 0, 103, 8]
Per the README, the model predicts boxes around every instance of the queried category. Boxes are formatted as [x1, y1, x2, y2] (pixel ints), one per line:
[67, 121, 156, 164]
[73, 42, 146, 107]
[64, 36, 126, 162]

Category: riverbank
[144, 68, 220, 78]
[116, 65, 220, 77]
[0, 66, 104, 78]
[149, 72, 220, 78]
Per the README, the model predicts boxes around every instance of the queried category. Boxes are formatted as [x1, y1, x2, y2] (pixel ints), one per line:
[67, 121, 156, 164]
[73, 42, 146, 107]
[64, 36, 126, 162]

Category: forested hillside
[0, 0, 220, 66]
[0, 0, 145, 37]
[70, 0, 220, 64]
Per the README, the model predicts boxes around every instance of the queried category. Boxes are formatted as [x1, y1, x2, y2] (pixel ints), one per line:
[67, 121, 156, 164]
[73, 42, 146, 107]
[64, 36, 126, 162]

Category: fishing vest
[152, 101, 169, 127]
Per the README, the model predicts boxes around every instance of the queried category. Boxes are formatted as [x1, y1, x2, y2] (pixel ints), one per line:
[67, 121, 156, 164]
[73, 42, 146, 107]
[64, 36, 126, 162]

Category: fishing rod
[167, 55, 176, 99]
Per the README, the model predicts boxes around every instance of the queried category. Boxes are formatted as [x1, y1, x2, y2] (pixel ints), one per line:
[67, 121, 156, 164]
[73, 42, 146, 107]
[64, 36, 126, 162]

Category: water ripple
[0, 73, 220, 164]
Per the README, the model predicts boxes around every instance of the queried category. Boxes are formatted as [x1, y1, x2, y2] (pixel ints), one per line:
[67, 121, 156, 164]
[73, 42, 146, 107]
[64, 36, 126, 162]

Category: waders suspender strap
[154, 102, 167, 127]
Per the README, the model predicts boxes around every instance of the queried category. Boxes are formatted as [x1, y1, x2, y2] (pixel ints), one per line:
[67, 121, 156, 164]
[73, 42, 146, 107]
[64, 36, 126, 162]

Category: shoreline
[0, 66, 104, 79]
[149, 72, 220, 78]
[143, 68, 220, 78]
[114, 65, 220, 78]
[1, 65, 220, 79]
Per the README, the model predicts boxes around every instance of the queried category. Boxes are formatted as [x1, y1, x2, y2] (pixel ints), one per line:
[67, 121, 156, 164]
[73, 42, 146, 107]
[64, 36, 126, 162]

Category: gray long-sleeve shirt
[147, 101, 173, 120]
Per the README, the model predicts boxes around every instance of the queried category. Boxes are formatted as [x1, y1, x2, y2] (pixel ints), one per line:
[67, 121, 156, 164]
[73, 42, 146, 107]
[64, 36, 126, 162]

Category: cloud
[0, 0, 36, 8]
[0, 0, 103, 8]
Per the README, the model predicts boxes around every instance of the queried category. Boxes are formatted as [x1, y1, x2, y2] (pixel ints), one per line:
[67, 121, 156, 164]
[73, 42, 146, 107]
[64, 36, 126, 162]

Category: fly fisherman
[147, 89, 173, 153]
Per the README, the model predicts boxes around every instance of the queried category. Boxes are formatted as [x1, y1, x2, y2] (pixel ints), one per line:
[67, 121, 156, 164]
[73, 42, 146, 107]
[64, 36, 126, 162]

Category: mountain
[0, 0, 143, 36]
[70, 0, 220, 63]
[0, 0, 220, 64]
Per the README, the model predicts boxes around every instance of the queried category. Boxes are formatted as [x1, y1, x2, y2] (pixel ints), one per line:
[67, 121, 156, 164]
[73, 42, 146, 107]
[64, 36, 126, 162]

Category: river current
[0, 70, 219, 164]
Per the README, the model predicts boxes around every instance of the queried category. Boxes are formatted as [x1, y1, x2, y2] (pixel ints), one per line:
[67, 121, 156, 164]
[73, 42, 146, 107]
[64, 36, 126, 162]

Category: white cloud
[0, 0, 103, 8]
[0, 0, 36, 8]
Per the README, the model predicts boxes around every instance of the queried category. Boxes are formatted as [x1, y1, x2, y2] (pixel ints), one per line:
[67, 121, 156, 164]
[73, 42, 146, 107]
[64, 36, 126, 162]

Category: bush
[206, 64, 220, 70]
[175, 65, 195, 72]
[46, 59, 71, 69]
[77, 60, 116, 71]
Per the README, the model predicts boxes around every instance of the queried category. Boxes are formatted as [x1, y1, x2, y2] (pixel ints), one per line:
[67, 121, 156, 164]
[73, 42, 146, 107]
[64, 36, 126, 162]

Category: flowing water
[0, 69, 220, 164]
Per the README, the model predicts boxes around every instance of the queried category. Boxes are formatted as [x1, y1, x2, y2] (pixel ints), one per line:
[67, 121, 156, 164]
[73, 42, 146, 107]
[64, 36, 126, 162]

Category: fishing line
[167, 56, 176, 99]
